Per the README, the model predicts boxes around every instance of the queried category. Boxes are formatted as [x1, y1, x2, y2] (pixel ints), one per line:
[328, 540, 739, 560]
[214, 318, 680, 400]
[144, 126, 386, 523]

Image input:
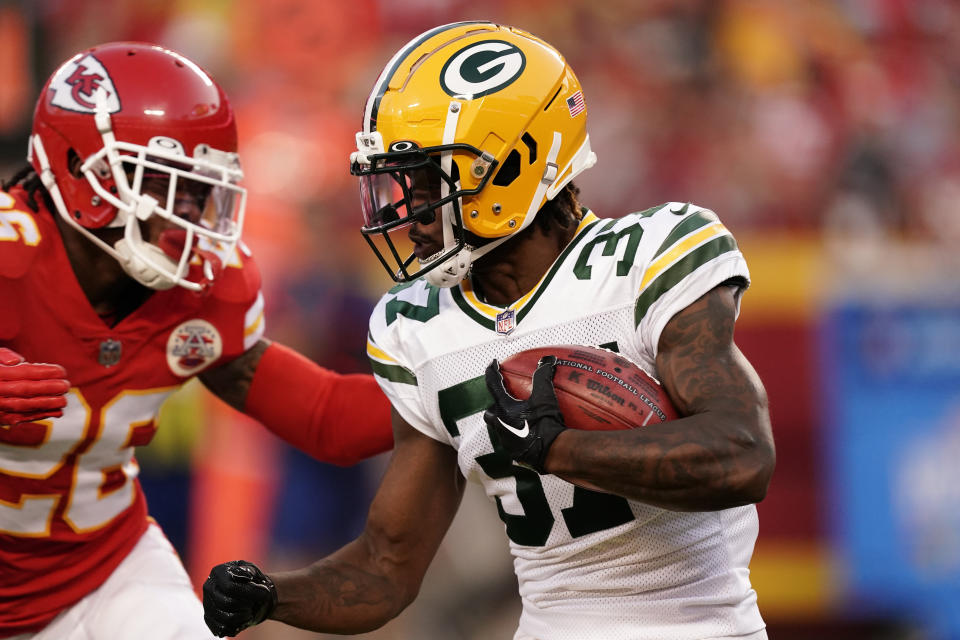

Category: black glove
[483, 355, 566, 473]
[203, 560, 278, 638]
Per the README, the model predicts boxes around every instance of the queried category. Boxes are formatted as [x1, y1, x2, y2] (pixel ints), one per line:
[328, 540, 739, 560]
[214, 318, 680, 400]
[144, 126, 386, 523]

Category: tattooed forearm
[199, 339, 270, 410]
[263, 420, 462, 632]
[270, 551, 412, 634]
[545, 285, 775, 511]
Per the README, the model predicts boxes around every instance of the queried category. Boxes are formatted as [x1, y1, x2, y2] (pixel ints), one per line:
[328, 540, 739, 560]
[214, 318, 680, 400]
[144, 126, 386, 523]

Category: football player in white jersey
[204, 22, 775, 640]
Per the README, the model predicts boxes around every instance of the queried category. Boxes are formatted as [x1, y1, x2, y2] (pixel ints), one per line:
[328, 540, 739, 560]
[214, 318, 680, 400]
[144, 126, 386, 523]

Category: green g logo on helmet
[440, 40, 526, 98]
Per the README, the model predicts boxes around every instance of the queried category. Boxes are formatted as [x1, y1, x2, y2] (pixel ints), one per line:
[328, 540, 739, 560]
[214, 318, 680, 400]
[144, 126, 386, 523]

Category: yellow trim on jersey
[0, 209, 42, 247]
[639, 222, 729, 293]
[367, 339, 398, 364]
[0, 493, 60, 537]
[0, 392, 91, 481]
[243, 310, 264, 338]
[459, 211, 600, 318]
[460, 278, 538, 315]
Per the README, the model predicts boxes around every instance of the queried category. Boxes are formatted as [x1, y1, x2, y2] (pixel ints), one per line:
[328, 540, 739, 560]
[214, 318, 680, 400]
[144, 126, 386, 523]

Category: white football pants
[10, 523, 214, 640]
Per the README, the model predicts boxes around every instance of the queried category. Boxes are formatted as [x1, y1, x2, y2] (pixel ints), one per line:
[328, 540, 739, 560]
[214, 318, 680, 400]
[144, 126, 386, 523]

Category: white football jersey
[367, 203, 765, 640]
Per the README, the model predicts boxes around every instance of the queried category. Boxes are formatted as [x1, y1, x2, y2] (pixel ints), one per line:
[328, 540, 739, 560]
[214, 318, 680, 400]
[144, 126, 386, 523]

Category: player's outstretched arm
[539, 284, 775, 511]
[203, 410, 464, 636]
[199, 339, 393, 465]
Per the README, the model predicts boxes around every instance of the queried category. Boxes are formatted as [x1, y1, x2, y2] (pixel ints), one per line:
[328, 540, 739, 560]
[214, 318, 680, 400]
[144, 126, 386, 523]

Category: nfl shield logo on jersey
[495, 309, 516, 335]
[166, 319, 223, 377]
[98, 339, 122, 367]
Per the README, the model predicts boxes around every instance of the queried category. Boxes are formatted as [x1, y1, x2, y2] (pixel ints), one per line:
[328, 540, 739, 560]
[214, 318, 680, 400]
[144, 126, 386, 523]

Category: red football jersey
[0, 186, 265, 636]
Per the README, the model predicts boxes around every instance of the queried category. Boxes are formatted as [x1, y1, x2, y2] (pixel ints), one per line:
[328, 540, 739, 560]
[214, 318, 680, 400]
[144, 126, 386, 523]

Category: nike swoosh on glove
[0, 348, 70, 426]
[483, 355, 566, 473]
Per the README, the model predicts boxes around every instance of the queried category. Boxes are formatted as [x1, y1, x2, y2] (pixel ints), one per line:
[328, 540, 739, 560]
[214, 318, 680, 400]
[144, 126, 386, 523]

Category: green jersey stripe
[450, 217, 603, 330]
[450, 286, 496, 330]
[516, 218, 603, 323]
[634, 234, 738, 326]
[369, 359, 418, 385]
[652, 210, 720, 261]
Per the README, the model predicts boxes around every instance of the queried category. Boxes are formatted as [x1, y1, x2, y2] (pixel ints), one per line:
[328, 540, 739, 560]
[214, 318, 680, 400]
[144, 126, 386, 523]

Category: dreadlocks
[2, 165, 50, 213]
[536, 182, 583, 234]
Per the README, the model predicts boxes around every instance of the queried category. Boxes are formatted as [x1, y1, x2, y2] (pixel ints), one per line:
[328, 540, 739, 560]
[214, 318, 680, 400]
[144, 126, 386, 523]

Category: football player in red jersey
[0, 42, 392, 640]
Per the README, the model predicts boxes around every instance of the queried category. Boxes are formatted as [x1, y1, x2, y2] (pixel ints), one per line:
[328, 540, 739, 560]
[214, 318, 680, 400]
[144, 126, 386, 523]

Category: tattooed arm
[543, 284, 775, 511]
[267, 409, 464, 633]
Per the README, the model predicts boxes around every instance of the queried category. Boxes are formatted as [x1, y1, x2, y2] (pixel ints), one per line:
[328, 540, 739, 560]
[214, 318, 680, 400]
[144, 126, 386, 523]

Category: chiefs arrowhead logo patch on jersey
[166, 319, 222, 377]
[49, 53, 121, 114]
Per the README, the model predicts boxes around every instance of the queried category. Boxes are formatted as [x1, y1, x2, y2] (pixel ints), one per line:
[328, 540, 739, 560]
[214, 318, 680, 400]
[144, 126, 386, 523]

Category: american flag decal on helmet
[566, 90, 585, 117]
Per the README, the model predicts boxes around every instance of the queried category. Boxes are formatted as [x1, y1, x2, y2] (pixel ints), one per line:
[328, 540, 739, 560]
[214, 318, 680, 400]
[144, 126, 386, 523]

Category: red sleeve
[203, 244, 265, 365]
[242, 342, 393, 465]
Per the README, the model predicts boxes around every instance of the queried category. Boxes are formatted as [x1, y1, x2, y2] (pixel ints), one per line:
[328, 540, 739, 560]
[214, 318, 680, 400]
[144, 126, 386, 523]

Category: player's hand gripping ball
[485, 345, 678, 472]
[0, 348, 70, 426]
[484, 355, 567, 473]
[203, 560, 278, 637]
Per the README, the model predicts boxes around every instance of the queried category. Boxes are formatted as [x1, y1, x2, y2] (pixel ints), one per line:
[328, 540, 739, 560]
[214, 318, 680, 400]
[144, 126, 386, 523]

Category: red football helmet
[29, 42, 247, 291]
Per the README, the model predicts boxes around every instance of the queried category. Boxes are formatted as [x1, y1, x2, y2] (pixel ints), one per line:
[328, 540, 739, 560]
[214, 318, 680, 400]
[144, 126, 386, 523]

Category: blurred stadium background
[2, 0, 960, 638]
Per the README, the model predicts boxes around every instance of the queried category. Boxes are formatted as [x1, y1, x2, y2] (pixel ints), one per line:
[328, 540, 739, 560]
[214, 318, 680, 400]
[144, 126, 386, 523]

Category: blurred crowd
[4, 1, 960, 279]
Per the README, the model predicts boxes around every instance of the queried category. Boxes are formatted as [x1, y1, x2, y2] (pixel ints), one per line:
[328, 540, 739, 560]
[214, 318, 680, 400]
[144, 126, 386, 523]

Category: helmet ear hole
[67, 149, 83, 178]
[492, 149, 521, 187]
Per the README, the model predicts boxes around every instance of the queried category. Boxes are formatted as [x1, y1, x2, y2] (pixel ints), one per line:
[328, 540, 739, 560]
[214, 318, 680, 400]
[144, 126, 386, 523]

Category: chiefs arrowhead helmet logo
[49, 53, 121, 114]
[65, 66, 108, 109]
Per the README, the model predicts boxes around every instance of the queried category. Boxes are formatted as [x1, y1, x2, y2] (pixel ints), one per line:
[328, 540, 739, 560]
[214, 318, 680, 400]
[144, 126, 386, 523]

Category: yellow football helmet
[351, 22, 596, 287]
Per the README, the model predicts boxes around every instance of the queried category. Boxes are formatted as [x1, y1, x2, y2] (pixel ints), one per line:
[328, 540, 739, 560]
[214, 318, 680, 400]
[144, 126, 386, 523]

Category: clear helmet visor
[358, 160, 451, 230]
[117, 150, 243, 236]
[359, 171, 404, 228]
[351, 139, 500, 284]
[354, 155, 465, 282]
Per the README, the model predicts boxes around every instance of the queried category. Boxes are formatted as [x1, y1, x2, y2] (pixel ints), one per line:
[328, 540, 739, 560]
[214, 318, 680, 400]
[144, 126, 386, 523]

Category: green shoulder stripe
[652, 209, 720, 260]
[368, 358, 418, 385]
[516, 217, 602, 322]
[634, 234, 738, 326]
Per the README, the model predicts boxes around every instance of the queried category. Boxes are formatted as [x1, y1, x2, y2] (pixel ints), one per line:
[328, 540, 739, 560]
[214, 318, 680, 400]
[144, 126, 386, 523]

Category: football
[498, 345, 679, 431]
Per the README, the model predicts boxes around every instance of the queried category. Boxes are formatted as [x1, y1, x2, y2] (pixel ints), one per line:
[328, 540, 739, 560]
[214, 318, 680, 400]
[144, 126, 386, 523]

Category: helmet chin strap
[424, 246, 472, 288]
[113, 241, 179, 290]
[113, 204, 180, 290]
[425, 101, 469, 288]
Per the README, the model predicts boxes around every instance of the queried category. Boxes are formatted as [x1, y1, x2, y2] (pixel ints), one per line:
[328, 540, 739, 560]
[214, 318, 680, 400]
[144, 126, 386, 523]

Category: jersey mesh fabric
[419, 309, 762, 639]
